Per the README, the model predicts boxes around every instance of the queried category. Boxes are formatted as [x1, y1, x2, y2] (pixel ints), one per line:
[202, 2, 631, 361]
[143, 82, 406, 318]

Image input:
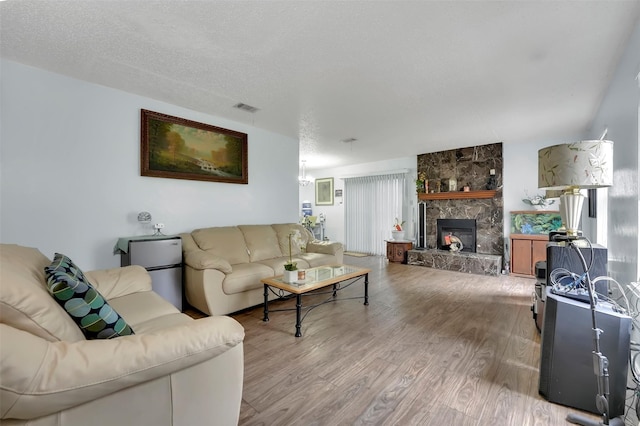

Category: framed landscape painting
[141, 109, 248, 184]
[315, 177, 334, 206]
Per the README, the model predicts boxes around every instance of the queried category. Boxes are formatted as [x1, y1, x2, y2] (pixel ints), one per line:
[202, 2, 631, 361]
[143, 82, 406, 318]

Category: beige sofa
[181, 223, 344, 316]
[0, 244, 245, 426]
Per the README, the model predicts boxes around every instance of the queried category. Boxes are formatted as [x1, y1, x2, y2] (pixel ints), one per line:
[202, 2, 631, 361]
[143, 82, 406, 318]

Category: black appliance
[539, 288, 631, 417]
[546, 242, 609, 297]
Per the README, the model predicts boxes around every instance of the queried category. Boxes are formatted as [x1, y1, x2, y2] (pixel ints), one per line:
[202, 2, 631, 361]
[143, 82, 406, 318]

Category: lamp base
[560, 189, 585, 237]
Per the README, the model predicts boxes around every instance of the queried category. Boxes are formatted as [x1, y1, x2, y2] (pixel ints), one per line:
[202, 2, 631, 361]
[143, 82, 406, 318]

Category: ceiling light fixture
[233, 103, 259, 113]
[341, 138, 358, 143]
[298, 160, 312, 187]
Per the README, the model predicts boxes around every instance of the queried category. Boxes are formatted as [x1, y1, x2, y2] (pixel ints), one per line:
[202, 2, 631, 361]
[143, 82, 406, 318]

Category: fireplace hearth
[437, 219, 477, 253]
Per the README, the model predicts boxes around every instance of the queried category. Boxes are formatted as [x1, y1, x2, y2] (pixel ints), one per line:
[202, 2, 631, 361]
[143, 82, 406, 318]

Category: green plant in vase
[284, 232, 298, 272]
[415, 171, 426, 193]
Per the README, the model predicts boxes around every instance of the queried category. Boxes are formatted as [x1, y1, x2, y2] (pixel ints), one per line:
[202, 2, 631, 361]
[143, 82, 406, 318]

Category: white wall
[299, 157, 416, 244]
[1, 60, 299, 270]
[502, 137, 578, 237]
[588, 20, 640, 286]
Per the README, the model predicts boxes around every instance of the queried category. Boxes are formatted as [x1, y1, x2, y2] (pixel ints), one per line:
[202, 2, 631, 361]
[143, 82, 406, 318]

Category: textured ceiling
[1, 1, 639, 170]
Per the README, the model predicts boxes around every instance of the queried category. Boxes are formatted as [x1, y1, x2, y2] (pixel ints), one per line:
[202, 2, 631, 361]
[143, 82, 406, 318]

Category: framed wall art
[140, 109, 248, 184]
[315, 177, 334, 206]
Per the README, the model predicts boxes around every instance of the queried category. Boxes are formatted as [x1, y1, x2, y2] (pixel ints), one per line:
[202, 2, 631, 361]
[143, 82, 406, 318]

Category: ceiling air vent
[233, 103, 259, 113]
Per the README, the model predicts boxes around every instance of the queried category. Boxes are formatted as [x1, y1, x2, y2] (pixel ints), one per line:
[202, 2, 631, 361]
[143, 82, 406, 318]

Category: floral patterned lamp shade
[538, 140, 613, 237]
[538, 140, 613, 189]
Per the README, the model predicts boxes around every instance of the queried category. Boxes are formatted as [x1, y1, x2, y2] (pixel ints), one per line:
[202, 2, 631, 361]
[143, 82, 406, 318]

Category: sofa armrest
[184, 251, 232, 274]
[0, 316, 244, 420]
[306, 240, 343, 256]
[85, 265, 152, 300]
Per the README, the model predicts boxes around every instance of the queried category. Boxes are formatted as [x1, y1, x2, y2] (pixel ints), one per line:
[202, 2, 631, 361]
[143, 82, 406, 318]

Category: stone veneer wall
[417, 142, 504, 257]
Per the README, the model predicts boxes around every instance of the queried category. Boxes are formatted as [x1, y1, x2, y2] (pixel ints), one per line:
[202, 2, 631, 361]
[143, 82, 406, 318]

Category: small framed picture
[315, 177, 334, 206]
[440, 178, 449, 193]
[335, 189, 343, 198]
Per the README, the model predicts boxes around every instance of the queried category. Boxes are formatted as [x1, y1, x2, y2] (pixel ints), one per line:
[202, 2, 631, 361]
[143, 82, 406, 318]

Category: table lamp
[538, 140, 613, 238]
[539, 139, 625, 426]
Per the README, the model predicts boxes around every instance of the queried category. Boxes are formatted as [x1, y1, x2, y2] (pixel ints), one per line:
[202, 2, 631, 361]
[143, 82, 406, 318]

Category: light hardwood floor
[224, 255, 607, 425]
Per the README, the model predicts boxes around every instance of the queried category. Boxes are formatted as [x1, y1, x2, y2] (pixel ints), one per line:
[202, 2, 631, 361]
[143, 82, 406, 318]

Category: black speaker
[539, 288, 631, 416]
[417, 202, 427, 248]
[546, 242, 608, 296]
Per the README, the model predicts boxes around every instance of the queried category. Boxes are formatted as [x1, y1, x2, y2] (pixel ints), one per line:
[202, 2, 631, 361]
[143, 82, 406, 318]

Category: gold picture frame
[141, 109, 248, 184]
[315, 177, 334, 206]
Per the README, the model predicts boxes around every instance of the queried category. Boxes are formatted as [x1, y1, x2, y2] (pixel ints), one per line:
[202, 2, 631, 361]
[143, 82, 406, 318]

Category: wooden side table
[386, 240, 413, 264]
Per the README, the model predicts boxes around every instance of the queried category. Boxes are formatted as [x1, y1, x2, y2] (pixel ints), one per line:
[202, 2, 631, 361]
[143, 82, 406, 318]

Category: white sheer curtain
[344, 173, 407, 255]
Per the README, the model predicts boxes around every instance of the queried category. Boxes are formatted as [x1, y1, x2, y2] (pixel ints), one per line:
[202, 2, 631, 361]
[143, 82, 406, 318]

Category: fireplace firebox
[437, 219, 477, 253]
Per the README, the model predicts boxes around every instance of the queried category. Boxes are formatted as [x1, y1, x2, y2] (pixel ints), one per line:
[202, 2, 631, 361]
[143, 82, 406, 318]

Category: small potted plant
[415, 171, 427, 193]
[522, 191, 555, 210]
[283, 232, 298, 283]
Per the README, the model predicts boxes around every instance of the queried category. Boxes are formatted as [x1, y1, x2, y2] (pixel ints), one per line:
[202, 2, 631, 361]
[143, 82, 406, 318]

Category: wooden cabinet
[386, 241, 413, 263]
[510, 234, 548, 277]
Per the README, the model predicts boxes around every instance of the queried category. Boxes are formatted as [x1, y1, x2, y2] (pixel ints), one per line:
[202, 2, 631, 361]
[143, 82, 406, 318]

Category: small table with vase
[386, 231, 413, 264]
[261, 264, 371, 337]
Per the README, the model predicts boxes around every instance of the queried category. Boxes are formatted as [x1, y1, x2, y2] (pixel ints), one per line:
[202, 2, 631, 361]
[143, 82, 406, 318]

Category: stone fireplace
[436, 219, 476, 252]
[409, 142, 504, 276]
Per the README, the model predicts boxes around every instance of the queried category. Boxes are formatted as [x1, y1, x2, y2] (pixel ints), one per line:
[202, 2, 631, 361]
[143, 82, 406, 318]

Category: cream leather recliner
[0, 244, 245, 426]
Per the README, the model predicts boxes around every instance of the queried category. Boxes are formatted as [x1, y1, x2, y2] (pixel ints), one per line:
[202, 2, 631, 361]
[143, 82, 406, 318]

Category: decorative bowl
[391, 230, 405, 240]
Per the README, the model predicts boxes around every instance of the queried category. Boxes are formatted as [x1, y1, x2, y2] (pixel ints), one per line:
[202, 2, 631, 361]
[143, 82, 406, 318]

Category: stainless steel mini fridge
[120, 236, 183, 311]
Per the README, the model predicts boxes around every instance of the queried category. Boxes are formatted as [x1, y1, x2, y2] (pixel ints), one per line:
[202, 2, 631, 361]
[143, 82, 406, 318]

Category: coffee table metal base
[262, 273, 369, 337]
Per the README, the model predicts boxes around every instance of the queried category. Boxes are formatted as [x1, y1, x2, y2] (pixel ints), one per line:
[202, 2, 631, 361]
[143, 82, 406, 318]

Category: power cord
[549, 240, 599, 304]
[564, 237, 625, 426]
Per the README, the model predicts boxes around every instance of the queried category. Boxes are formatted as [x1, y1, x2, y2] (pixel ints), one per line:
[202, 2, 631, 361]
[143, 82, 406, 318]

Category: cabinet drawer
[128, 238, 182, 268]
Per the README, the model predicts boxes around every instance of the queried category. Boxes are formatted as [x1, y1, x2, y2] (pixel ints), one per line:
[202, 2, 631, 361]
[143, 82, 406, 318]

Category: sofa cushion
[238, 225, 283, 262]
[108, 289, 193, 334]
[191, 227, 249, 265]
[221, 263, 274, 295]
[0, 244, 85, 342]
[297, 252, 340, 268]
[108, 290, 179, 329]
[45, 253, 134, 339]
[306, 240, 342, 255]
[256, 257, 311, 275]
[183, 250, 233, 273]
[85, 265, 152, 299]
[272, 224, 311, 257]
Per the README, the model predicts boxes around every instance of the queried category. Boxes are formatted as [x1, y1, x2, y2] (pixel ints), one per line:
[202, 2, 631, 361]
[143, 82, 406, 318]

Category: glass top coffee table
[261, 264, 371, 337]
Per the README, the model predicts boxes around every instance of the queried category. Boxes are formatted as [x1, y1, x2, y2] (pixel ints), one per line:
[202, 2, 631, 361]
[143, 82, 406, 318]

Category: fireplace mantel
[418, 190, 497, 201]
